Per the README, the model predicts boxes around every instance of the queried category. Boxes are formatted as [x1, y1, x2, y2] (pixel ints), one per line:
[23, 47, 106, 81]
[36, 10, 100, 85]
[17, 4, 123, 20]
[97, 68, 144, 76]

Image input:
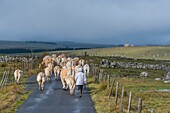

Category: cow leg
[38, 81, 41, 91]
[56, 73, 59, 80]
[47, 76, 49, 82]
[61, 78, 66, 89]
[54, 73, 57, 80]
[65, 83, 68, 90]
[17, 77, 20, 84]
[41, 82, 44, 90]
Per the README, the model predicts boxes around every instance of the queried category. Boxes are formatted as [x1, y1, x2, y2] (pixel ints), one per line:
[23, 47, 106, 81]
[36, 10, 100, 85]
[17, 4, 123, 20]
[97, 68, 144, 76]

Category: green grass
[84, 54, 170, 113]
[88, 76, 170, 113]
[59, 46, 170, 61]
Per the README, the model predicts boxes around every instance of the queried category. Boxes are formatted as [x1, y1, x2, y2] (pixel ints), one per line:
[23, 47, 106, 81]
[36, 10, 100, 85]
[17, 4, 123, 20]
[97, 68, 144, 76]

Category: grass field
[88, 77, 170, 113]
[62, 46, 170, 61]
[84, 55, 170, 113]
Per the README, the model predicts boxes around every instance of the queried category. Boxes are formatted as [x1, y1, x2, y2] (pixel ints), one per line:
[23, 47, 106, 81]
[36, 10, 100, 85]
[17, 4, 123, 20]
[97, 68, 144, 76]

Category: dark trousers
[77, 85, 83, 96]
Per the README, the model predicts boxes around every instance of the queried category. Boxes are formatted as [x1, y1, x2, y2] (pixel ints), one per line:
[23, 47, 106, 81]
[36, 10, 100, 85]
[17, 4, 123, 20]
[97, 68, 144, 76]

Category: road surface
[17, 76, 96, 113]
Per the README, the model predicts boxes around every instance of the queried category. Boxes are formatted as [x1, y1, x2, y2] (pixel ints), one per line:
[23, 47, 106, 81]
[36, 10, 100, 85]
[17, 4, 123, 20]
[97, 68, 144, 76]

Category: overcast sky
[0, 0, 170, 45]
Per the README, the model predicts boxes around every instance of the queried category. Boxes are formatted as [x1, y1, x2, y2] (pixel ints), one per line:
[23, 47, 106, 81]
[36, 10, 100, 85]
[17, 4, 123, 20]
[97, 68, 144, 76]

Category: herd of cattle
[14, 54, 90, 95]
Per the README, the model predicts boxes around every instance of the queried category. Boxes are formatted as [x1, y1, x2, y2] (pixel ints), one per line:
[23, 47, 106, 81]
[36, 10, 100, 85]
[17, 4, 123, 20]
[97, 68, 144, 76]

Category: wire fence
[0, 60, 37, 90]
[90, 63, 155, 113]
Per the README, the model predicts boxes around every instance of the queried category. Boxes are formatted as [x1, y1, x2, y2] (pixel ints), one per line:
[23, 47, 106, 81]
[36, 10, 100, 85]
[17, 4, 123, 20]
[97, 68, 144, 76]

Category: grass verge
[87, 76, 170, 113]
[0, 84, 31, 113]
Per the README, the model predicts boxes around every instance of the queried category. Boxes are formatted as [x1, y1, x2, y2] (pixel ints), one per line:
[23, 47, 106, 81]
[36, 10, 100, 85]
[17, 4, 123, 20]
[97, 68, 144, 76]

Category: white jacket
[75, 68, 87, 85]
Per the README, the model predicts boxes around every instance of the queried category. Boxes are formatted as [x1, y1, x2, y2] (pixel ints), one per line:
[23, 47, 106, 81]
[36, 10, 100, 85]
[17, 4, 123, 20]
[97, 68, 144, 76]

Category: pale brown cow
[37, 72, 46, 91]
[65, 76, 76, 95]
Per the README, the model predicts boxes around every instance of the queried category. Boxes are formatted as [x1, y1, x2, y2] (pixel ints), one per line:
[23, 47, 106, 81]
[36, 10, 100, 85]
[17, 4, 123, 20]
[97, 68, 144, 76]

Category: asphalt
[16, 76, 96, 113]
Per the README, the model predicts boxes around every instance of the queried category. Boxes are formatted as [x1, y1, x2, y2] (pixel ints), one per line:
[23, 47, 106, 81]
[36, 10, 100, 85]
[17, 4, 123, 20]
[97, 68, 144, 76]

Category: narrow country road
[17, 76, 96, 113]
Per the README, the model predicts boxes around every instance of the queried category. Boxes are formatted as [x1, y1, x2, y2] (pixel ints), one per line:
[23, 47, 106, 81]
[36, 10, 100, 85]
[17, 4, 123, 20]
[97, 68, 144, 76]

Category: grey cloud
[0, 0, 170, 45]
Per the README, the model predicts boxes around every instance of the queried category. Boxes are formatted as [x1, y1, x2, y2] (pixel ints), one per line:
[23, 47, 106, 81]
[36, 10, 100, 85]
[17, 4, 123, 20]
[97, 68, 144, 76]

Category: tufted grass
[0, 84, 31, 113]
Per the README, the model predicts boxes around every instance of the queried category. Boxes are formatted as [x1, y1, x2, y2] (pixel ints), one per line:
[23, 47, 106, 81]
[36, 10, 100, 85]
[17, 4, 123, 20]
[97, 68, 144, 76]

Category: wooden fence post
[127, 92, 132, 113]
[99, 69, 103, 83]
[27, 62, 29, 71]
[120, 86, 124, 112]
[115, 82, 119, 110]
[8, 68, 11, 83]
[5, 71, 9, 92]
[109, 79, 115, 99]
[107, 75, 110, 88]
[13, 64, 15, 71]
[104, 72, 107, 82]
[138, 98, 142, 113]
[92, 64, 95, 76]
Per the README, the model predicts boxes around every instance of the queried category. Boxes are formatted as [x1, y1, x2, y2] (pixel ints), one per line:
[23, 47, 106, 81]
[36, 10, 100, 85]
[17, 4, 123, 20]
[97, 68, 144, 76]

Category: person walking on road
[75, 67, 87, 97]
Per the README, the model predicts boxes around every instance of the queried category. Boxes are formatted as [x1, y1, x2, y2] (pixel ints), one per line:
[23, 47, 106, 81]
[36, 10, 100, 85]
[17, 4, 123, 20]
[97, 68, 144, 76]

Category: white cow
[14, 69, 23, 84]
[44, 63, 53, 82]
[83, 64, 90, 77]
[37, 72, 46, 91]
[54, 66, 61, 80]
[79, 59, 85, 66]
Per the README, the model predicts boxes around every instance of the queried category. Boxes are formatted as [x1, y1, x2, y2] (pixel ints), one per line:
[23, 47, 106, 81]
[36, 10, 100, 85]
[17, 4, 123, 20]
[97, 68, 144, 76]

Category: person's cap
[78, 67, 82, 72]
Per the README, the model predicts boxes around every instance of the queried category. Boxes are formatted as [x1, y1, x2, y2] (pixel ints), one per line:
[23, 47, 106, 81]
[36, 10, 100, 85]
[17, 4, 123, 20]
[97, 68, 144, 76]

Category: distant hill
[0, 40, 114, 54]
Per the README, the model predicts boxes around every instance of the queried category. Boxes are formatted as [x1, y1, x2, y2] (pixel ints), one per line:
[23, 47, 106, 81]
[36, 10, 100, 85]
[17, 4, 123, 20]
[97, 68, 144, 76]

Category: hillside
[0, 40, 113, 54]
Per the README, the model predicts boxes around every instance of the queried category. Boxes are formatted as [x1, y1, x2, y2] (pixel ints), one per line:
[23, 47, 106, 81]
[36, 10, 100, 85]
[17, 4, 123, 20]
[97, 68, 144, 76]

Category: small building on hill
[124, 44, 134, 47]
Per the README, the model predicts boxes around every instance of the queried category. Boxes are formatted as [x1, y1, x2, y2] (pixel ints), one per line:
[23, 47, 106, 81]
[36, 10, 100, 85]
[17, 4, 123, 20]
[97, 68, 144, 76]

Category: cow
[14, 69, 23, 84]
[54, 66, 61, 80]
[37, 72, 46, 91]
[44, 63, 53, 82]
[83, 64, 90, 77]
[39, 55, 53, 68]
[79, 59, 85, 66]
[65, 76, 76, 95]
[60, 67, 68, 89]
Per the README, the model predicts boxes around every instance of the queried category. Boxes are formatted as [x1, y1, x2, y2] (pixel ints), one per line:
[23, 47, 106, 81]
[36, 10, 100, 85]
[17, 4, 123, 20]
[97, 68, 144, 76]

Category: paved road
[17, 76, 96, 113]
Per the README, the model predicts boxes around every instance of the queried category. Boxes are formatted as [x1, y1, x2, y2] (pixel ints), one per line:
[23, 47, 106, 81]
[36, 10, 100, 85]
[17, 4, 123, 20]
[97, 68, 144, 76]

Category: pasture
[83, 55, 170, 113]
[64, 46, 170, 61]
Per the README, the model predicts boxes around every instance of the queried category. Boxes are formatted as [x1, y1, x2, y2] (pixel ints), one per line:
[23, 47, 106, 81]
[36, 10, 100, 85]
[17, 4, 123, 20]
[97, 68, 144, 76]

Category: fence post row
[0, 71, 7, 89]
[90, 60, 155, 113]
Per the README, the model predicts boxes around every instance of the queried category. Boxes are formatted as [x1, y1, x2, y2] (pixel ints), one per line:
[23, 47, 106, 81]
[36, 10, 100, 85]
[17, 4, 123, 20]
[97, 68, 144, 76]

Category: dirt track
[17, 76, 96, 113]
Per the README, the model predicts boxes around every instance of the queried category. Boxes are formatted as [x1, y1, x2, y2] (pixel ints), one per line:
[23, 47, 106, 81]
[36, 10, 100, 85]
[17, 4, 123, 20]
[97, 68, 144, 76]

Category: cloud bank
[0, 0, 170, 45]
